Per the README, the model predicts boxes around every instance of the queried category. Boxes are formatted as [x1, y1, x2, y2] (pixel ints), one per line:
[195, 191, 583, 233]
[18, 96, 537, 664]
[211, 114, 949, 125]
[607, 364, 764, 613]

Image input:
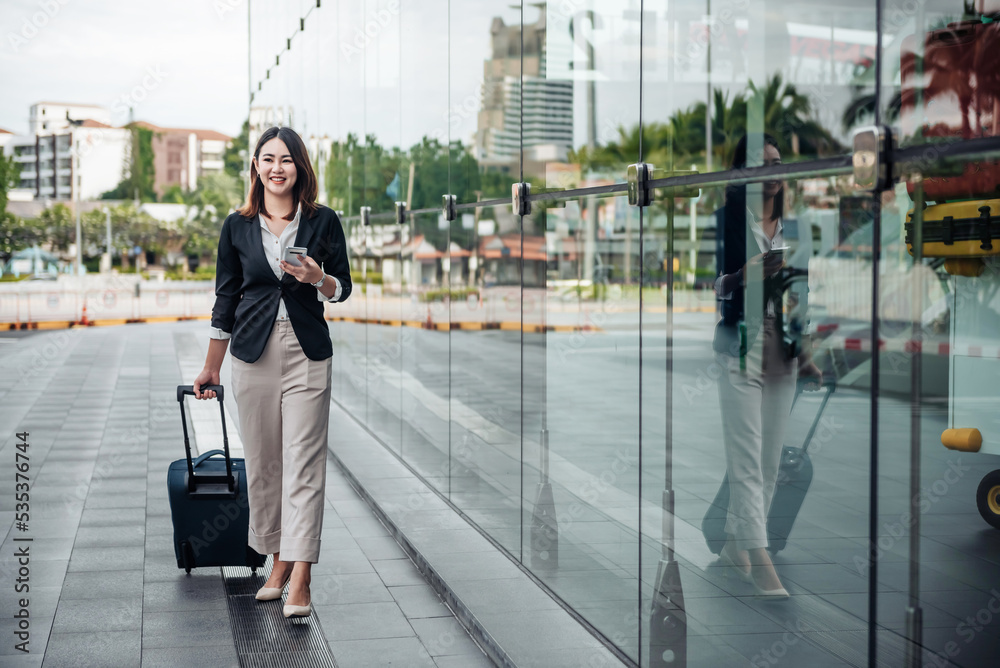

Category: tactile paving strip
[222, 564, 337, 667]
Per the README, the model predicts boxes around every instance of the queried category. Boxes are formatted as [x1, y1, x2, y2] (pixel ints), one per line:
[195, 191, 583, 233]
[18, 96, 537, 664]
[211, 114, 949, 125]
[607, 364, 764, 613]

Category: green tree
[37, 204, 76, 253]
[161, 185, 186, 203]
[574, 73, 842, 175]
[325, 133, 409, 217]
[102, 124, 157, 202]
[224, 119, 249, 179]
[182, 172, 243, 259]
[0, 214, 41, 258]
[0, 151, 20, 217]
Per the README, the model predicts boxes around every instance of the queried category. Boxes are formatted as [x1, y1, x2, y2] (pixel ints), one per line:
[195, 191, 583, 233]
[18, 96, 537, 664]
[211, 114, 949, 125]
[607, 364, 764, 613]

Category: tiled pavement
[9, 318, 1000, 667]
[0, 324, 494, 667]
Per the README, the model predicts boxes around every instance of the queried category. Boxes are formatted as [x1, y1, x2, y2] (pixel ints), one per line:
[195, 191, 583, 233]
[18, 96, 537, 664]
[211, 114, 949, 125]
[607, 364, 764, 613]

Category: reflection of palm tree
[903, 23, 977, 140]
[841, 56, 902, 133]
[747, 74, 841, 158]
[974, 23, 1000, 137]
[893, 21, 1000, 142]
[573, 73, 840, 173]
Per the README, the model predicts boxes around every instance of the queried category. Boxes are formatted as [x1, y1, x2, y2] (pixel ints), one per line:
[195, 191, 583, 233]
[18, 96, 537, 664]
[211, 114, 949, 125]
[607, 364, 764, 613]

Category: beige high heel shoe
[282, 602, 312, 618]
[255, 571, 291, 601]
[283, 585, 311, 618]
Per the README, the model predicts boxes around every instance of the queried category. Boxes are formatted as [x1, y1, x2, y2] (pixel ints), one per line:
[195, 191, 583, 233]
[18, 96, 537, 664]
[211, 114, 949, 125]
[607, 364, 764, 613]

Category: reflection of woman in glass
[713, 133, 817, 597]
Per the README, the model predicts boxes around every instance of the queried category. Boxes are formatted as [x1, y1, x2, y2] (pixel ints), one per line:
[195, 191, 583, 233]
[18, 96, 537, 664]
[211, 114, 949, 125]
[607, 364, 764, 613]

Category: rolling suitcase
[702, 380, 835, 555]
[167, 384, 267, 573]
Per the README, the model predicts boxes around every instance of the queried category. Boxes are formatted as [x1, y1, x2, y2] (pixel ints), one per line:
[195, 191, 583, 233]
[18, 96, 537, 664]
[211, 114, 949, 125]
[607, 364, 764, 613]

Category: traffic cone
[80, 303, 90, 326]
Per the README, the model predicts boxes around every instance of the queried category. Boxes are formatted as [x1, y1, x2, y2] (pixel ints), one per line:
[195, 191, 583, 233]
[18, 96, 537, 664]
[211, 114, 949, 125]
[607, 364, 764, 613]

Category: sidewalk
[0, 323, 493, 667]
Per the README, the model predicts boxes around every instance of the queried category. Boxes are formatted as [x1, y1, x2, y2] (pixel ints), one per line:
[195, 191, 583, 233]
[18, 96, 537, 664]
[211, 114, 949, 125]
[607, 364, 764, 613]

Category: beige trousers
[716, 316, 797, 551]
[231, 320, 332, 563]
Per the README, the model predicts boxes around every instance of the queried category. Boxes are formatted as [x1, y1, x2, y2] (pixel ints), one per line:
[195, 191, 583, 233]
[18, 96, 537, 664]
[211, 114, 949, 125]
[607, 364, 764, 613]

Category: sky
[0, 0, 248, 137]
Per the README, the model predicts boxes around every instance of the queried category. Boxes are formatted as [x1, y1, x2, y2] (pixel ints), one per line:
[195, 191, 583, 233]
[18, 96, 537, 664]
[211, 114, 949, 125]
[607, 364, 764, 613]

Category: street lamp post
[74, 137, 83, 276]
[102, 206, 112, 273]
[239, 148, 248, 202]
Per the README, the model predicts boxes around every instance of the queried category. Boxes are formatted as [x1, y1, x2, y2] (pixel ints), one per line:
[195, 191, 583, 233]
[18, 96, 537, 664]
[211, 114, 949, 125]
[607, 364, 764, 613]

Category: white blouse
[208, 204, 342, 340]
[714, 208, 784, 316]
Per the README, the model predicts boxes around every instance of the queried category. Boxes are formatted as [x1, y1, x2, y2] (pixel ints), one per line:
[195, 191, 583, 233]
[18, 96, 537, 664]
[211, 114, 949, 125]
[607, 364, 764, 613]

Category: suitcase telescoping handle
[800, 379, 836, 455]
[176, 385, 234, 493]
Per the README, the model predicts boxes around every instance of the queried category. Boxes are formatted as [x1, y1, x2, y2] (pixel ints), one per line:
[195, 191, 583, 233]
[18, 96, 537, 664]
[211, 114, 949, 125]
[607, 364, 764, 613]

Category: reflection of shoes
[283, 603, 311, 618]
[718, 549, 752, 583]
[255, 572, 291, 601]
[752, 578, 789, 599]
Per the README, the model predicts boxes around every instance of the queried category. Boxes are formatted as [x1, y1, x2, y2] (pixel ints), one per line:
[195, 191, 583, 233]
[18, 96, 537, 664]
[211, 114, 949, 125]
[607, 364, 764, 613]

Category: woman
[713, 133, 817, 598]
[193, 126, 352, 618]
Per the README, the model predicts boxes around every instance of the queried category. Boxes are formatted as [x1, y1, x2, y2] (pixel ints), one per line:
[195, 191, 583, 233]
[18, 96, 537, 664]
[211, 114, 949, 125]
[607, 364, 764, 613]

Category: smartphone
[765, 246, 790, 264]
[767, 245, 790, 258]
[282, 246, 307, 267]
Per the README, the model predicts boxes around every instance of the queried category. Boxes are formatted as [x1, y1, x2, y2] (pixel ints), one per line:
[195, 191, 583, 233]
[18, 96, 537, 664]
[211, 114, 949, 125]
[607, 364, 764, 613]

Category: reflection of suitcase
[167, 384, 266, 573]
[702, 382, 834, 555]
[905, 199, 1000, 258]
[900, 18, 1000, 201]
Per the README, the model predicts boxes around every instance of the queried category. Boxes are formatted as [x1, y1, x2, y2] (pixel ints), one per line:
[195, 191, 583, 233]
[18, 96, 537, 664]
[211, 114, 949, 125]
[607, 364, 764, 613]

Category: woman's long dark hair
[724, 133, 784, 222]
[239, 126, 319, 220]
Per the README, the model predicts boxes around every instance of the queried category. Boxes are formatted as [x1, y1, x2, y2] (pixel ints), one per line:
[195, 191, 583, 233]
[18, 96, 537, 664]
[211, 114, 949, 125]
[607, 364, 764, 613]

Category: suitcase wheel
[976, 470, 1000, 530]
[180, 540, 195, 574]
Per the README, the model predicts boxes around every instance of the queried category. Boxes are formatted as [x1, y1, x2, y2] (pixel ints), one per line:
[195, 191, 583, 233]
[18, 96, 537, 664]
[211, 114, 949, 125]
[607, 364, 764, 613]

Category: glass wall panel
[446, 3, 524, 553]
[643, 0, 873, 180]
[876, 2, 1000, 665]
[361, 0, 404, 453]
[644, 169, 880, 666]
[447, 202, 523, 553]
[328, 0, 370, 420]
[365, 219, 403, 454]
[397, 0, 451, 492]
[527, 1, 641, 188]
[450, 1, 521, 204]
[521, 193, 642, 662]
[248, 2, 1000, 665]
[399, 211, 452, 491]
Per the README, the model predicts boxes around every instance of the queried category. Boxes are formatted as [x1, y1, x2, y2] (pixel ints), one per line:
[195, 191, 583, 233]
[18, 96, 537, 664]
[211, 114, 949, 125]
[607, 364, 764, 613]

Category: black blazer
[211, 205, 352, 363]
[712, 193, 790, 356]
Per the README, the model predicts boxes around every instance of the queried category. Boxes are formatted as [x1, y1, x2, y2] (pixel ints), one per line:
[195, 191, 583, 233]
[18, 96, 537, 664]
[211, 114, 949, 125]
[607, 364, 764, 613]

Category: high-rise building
[475, 14, 572, 168]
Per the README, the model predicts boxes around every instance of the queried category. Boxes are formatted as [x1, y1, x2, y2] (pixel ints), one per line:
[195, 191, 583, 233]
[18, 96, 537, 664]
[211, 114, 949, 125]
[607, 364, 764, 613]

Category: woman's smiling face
[761, 143, 783, 199]
[254, 137, 297, 197]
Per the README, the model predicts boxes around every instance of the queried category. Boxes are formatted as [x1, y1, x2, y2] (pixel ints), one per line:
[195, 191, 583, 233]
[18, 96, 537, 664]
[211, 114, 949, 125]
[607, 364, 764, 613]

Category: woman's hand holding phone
[762, 248, 786, 277]
[279, 247, 324, 284]
[744, 248, 786, 280]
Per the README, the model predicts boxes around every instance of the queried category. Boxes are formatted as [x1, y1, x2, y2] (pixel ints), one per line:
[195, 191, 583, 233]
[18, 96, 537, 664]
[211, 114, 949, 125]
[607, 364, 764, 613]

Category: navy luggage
[167, 384, 266, 573]
[702, 380, 834, 555]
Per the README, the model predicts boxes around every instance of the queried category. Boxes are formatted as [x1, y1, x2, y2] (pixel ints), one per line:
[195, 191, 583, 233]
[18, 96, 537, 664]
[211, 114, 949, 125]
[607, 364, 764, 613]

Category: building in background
[475, 14, 572, 172]
[0, 102, 129, 202]
[249, 105, 295, 152]
[133, 121, 231, 197]
[1, 104, 232, 203]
